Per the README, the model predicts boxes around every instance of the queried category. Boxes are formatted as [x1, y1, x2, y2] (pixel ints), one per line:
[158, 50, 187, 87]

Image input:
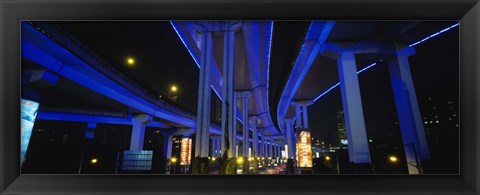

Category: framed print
[1, 0, 479, 194]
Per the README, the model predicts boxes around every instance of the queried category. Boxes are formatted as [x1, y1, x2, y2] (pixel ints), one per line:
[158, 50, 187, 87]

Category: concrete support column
[268, 140, 273, 158]
[338, 52, 371, 164]
[284, 118, 295, 159]
[164, 134, 173, 160]
[388, 45, 430, 174]
[216, 137, 221, 157]
[192, 26, 215, 174]
[260, 130, 266, 157]
[194, 30, 213, 160]
[302, 106, 309, 129]
[276, 145, 280, 158]
[221, 29, 237, 159]
[292, 101, 313, 130]
[235, 91, 251, 158]
[295, 105, 302, 128]
[211, 138, 216, 157]
[130, 114, 152, 151]
[250, 116, 258, 157]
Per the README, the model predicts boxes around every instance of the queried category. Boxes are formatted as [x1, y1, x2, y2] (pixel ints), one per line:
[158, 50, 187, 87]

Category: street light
[236, 157, 244, 164]
[169, 85, 178, 102]
[171, 157, 177, 174]
[325, 156, 331, 161]
[90, 158, 98, 164]
[389, 155, 398, 163]
[125, 57, 135, 66]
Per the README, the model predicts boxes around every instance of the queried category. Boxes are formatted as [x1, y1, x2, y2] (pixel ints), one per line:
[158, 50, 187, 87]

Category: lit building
[336, 108, 347, 146]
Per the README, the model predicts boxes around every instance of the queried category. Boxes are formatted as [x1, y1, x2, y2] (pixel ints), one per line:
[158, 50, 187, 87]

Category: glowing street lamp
[90, 158, 98, 164]
[171, 85, 178, 92]
[125, 57, 135, 66]
[169, 85, 179, 102]
[171, 157, 177, 174]
[237, 157, 244, 165]
[325, 156, 331, 161]
[389, 155, 398, 163]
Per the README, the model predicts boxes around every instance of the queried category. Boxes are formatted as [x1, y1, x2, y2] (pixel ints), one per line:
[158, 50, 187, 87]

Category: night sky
[45, 21, 459, 142]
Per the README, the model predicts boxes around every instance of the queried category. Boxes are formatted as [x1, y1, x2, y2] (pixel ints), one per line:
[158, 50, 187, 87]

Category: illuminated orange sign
[180, 138, 192, 165]
[296, 131, 313, 167]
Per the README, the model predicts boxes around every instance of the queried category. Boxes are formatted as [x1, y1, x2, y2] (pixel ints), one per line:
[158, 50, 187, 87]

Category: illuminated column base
[338, 52, 372, 167]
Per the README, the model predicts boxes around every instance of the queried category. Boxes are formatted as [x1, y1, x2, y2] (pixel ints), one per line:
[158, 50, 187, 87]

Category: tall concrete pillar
[164, 134, 173, 160]
[221, 29, 237, 160]
[260, 130, 266, 157]
[302, 106, 309, 129]
[250, 116, 258, 157]
[193, 26, 214, 174]
[130, 114, 152, 151]
[211, 138, 216, 157]
[284, 118, 295, 159]
[195, 29, 213, 159]
[388, 45, 430, 174]
[235, 91, 251, 158]
[216, 137, 221, 157]
[268, 140, 273, 158]
[295, 105, 302, 128]
[338, 52, 371, 164]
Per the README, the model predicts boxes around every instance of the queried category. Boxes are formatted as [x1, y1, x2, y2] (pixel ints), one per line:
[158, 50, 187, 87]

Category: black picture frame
[1, 0, 479, 194]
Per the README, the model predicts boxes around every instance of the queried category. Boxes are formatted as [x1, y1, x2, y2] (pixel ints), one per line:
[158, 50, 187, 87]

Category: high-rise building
[336, 108, 347, 146]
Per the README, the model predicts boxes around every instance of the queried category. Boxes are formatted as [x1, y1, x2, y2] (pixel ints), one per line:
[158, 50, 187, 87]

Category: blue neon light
[409, 23, 459, 47]
[170, 22, 201, 68]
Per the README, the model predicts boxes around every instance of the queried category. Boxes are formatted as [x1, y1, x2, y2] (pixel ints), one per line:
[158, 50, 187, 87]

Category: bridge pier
[164, 134, 173, 174]
[193, 24, 214, 174]
[338, 52, 372, 171]
[250, 116, 259, 158]
[387, 45, 430, 174]
[129, 114, 152, 151]
[235, 91, 251, 173]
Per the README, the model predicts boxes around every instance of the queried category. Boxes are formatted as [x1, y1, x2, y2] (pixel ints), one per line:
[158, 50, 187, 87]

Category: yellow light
[171, 157, 177, 163]
[90, 158, 98, 164]
[325, 156, 331, 161]
[389, 156, 398, 162]
[171, 85, 178, 92]
[257, 157, 260, 160]
[211, 157, 216, 161]
[236, 157, 244, 164]
[126, 57, 135, 65]
[248, 158, 252, 162]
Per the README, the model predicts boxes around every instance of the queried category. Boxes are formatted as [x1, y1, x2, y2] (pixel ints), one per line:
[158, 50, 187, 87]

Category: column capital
[132, 114, 152, 124]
